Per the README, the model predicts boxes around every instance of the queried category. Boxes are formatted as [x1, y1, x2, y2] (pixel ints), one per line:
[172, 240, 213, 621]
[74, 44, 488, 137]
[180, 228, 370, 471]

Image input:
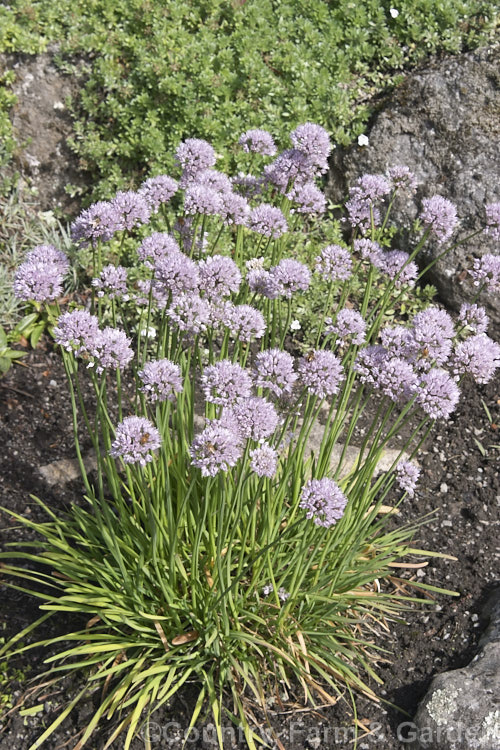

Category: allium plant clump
[4, 125, 499, 750]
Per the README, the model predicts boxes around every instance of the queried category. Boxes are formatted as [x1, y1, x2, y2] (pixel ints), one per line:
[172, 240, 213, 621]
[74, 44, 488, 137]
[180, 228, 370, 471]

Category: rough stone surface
[410, 586, 500, 749]
[326, 44, 500, 336]
[39, 453, 96, 486]
[1, 47, 88, 213]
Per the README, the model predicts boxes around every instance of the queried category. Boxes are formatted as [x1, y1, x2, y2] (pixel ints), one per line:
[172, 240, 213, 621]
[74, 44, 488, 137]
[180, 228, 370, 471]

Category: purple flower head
[315, 245, 353, 282]
[138, 175, 178, 212]
[288, 182, 327, 215]
[247, 268, 281, 298]
[458, 303, 489, 335]
[249, 204, 288, 238]
[231, 172, 265, 199]
[484, 202, 500, 241]
[380, 325, 418, 363]
[201, 360, 252, 407]
[135, 279, 170, 309]
[354, 345, 389, 386]
[226, 396, 279, 441]
[110, 416, 161, 467]
[396, 461, 420, 497]
[198, 255, 241, 300]
[412, 307, 455, 370]
[387, 165, 418, 192]
[70, 201, 119, 246]
[25, 245, 70, 274]
[14, 261, 64, 302]
[91, 264, 128, 299]
[111, 191, 151, 231]
[175, 138, 217, 186]
[354, 238, 383, 265]
[53, 310, 100, 355]
[419, 196, 458, 244]
[298, 349, 344, 398]
[452, 334, 500, 384]
[469, 253, 500, 291]
[184, 184, 223, 216]
[219, 191, 250, 226]
[271, 258, 311, 298]
[345, 192, 379, 233]
[374, 250, 418, 288]
[195, 169, 233, 194]
[290, 122, 332, 167]
[417, 369, 460, 420]
[377, 356, 419, 403]
[89, 327, 134, 374]
[239, 129, 277, 156]
[138, 359, 183, 402]
[173, 216, 209, 254]
[137, 232, 180, 266]
[154, 251, 199, 297]
[354, 174, 391, 202]
[300, 477, 347, 528]
[250, 444, 278, 478]
[167, 293, 211, 335]
[327, 309, 366, 345]
[253, 348, 297, 397]
[190, 420, 243, 477]
[264, 148, 316, 192]
[224, 303, 266, 342]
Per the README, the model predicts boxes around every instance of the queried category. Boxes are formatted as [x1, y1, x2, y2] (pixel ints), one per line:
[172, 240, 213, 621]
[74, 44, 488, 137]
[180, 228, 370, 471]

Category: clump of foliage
[2, 125, 499, 749]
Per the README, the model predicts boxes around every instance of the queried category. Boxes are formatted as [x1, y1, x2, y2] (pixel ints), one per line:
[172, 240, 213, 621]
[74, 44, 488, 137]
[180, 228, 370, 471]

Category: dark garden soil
[0, 339, 498, 750]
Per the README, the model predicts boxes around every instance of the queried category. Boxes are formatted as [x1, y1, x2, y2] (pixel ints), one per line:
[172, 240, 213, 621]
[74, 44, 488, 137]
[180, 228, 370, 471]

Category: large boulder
[326, 44, 500, 336]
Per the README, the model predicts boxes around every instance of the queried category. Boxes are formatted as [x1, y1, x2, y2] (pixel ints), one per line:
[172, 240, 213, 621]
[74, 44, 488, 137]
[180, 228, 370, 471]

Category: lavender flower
[374, 250, 418, 287]
[380, 325, 418, 362]
[354, 238, 383, 265]
[173, 216, 209, 254]
[250, 444, 278, 478]
[288, 182, 327, 215]
[137, 232, 180, 266]
[238, 129, 277, 156]
[166, 293, 212, 335]
[175, 138, 217, 186]
[327, 309, 366, 345]
[225, 304, 266, 342]
[354, 174, 392, 201]
[91, 264, 128, 299]
[195, 169, 233, 194]
[395, 461, 420, 497]
[469, 253, 500, 291]
[227, 397, 279, 441]
[14, 261, 64, 302]
[290, 122, 332, 168]
[154, 251, 199, 297]
[354, 345, 390, 386]
[247, 268, 281, 298]
[452, 334, 500, 384]
[249, 204, 288, 238]
[345, 175, 390, 233]
[70, 201, 119, 246]
[278, 587, 290, 602]
[272, 258, 311, 297]
[198, 255, 241, 300]
[264, 148, 315, 192]
[89, 327, 134, 373]
[387, 165, 418, 192]
[138, 359, 183, 402]
[412, 307, 455, 369]
[298, 350, 344, 398]
[416, 369, 460, 420]
[219, 191, 250, 226]
[138, 175, 178, 212]
[190, 420, 243, 476]
[377, 356, 419, 403]
[253, 349, 297, 397]
[184, 184, 223, 216]
[419, 196, 458, 244]
[110, 416, 161, 467]
[25, 245, 70, 273]
[262, 584, 274, 596]
[484, 202, 500, 241]
[53, 310, 100, 355]
[231, 172, 265, 199]
[314, 245, 353, 282]
[201, 360, 252, 406]
[111, 190, 151, 231]
[135, 279, 170, 309]
[458, 303, 489, 335]
[299, 478, 347, 528]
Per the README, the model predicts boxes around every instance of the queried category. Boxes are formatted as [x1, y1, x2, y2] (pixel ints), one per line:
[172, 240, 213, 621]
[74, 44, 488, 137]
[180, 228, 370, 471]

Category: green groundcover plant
[2, 124, 500, 749]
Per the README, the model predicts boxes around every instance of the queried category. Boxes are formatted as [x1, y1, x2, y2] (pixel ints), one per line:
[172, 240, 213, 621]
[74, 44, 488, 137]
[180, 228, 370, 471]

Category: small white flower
[357, 134, 370, 147]
[290, 319, 301, 331]
[140, 326, 157, 339]
[246, 257, 265, 271]
[390, 8, 399, 17]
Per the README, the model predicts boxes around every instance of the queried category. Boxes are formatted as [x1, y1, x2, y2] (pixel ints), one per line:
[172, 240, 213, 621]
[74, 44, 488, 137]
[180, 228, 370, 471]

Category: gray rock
[326, 44, 500, 336]
[39, 453, 96, 486]
[409, 586, 500, 749]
